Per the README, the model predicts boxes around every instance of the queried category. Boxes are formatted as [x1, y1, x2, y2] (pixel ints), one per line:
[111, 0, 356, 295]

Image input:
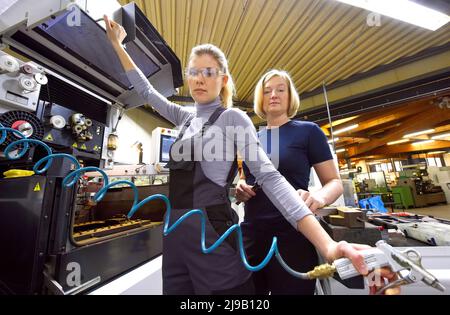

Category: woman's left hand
[297, 189, 326, 212]
[326, 241, 401, 295]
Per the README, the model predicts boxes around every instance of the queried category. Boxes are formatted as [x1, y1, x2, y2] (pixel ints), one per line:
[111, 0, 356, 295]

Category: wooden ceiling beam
[348, 107, 450, 157]
[328, 100, 430, 136]
[352, 140, 450, 157]
[339, 136, 371, 142]
[320, 116, 359, 130]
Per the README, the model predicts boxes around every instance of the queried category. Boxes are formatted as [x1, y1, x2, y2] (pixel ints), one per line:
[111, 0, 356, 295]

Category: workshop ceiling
[119, 0, 450, 112]
[322, 94, 450, 160]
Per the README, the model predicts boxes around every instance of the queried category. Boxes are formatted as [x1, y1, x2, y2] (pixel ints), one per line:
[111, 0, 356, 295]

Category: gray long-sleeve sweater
[126, 68, 312, 229]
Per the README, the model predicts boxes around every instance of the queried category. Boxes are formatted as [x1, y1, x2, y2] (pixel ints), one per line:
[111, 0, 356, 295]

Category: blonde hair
[254, 69, 300, 120]
[189, 44, 235, 108]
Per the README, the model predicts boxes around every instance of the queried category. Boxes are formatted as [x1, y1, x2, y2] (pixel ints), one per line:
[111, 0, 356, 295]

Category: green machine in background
[392, 185, 415, 209]
[394, 168, 447, 208]
[393, 169, 417, 209]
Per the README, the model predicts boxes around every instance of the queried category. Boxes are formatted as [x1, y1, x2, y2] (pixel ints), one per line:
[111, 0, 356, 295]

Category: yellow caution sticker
[81, 144, 87, 150]
[72, 143, 78, 148]
[44, 133, 54, 142]
[93, 145, 100, 152]
[34, 183, 41, 192]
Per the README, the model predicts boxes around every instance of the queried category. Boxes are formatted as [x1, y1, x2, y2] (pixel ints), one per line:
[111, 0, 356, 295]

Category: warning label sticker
[44, 133, 54, 142]
[34, 183, 41, 192]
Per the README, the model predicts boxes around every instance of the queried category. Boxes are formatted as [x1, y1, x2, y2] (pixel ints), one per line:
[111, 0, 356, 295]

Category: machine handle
[44, 271, 101, 295]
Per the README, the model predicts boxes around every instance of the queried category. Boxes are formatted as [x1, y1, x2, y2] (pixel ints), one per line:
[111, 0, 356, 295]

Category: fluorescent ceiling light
[328, 137, 340, 144]
[412, 140, 435, 145]
[403, 129, 435, 138]
[427, 151, 447, 154]
[335, 148, 346, 153]
[335, 0, 450, 31]
[334, 124, 359, 135]
[387, 139, 410, 145]
[431, 133, 450, 140]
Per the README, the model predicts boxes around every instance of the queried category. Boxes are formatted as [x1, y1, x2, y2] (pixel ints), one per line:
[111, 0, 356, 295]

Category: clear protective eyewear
[185, 67, 224, 79]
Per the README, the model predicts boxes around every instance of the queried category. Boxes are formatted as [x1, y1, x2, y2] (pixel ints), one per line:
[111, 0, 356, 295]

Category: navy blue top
[243, 120, 333, 228]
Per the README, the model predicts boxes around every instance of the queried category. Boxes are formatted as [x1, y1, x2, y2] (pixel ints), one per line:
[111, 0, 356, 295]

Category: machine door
[0, 175, 55, 294]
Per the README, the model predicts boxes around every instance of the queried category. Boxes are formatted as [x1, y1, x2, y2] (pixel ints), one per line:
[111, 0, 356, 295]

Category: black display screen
[160, 134, 176, 162]
[37, 9, 160, 89]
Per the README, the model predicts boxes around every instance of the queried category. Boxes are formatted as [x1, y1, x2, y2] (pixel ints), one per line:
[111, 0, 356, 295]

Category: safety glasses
[185, 67, 224, 79]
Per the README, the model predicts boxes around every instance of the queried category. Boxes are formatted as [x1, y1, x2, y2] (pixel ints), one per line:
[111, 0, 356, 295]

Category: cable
[113, 108, 125, 133]
[323, 83, 336, 153]
[0, 123, 7, 143]
[128, 193, 296, 274]
[0, 126, 109, 185]
[62, 166, 109, 191]
[135, 163, 147, 172]
[0, 126, 30, 154]
[0, 126, 324, 280]
[322, 21, 369, 152]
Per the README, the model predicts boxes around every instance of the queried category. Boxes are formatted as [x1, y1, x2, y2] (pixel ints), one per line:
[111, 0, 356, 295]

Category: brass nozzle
[307, 263, 337, 279]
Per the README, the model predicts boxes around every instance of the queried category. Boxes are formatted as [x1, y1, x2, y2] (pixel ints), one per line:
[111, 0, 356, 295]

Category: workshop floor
[407, 204, 450, 219]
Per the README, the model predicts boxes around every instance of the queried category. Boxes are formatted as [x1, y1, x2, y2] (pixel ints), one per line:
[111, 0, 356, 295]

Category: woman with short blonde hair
[253, 69, 300, 119]
[237, 69, 399, 295]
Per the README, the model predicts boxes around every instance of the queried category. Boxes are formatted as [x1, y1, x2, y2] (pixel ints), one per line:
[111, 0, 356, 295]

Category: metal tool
[333, 240, 446, 294]
[235, 183, 260, 205]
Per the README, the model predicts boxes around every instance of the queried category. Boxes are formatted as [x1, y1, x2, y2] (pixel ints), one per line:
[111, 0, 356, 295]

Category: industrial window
[427, 157, 443, 167]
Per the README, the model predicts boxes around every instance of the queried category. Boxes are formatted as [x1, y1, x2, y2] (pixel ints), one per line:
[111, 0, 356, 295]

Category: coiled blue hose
[0, 126, 309, 278]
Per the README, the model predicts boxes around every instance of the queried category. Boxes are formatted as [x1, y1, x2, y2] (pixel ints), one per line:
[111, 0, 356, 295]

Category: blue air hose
[0, 126, 311, 279]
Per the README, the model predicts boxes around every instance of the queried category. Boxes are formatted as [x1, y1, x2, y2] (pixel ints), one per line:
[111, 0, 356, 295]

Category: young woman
[236, 70, 399, 295]
[104, 16, 375, 295]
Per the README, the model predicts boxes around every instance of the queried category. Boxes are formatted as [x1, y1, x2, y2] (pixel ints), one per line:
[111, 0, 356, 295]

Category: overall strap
[177, 114, 195, 140]
[225, 157, 238, 188]
[201, 106, 226, 136]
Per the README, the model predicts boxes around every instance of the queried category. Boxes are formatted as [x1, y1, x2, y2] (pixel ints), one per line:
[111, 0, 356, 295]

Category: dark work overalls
[163, 106, 254, 295]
